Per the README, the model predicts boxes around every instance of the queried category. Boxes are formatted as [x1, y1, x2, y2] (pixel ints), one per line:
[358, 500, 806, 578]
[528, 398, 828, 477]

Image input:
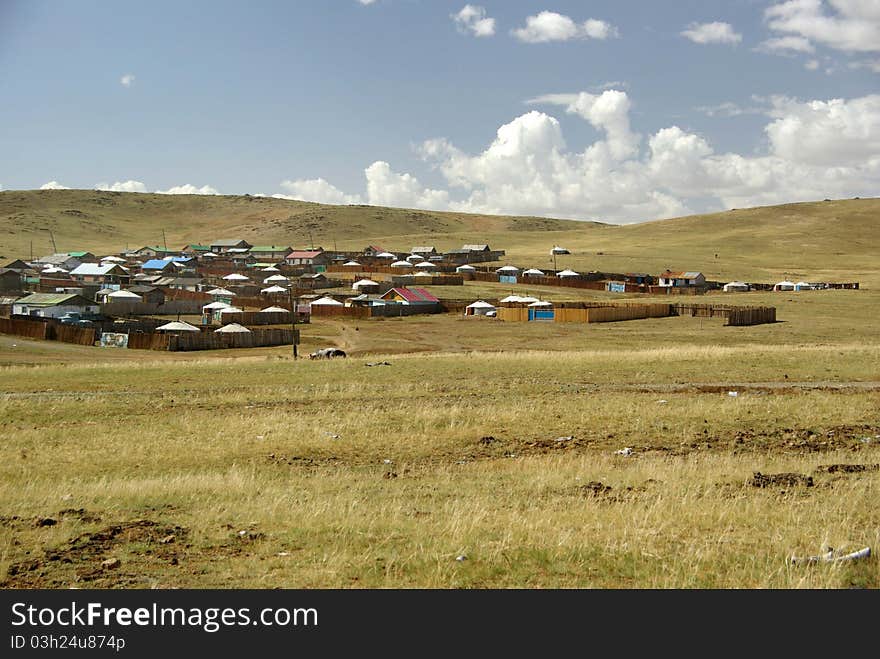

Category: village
[0, 237, 861, 353]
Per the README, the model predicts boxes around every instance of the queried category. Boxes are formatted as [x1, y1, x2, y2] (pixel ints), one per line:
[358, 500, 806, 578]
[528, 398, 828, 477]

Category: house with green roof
[12, 293, 99, 319]
[248, 245, 292, 260]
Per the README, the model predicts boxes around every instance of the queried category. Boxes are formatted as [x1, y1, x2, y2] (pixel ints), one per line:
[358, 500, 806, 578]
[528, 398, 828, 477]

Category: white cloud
[120, 73, 135, 88]
[452, 5, 496, 37]
[756, 35, 816, 53]
[40, 181, 70, 190]
[156, 183, 220, 195]
[695, 100, 768, 117]
[763, 94, 880, 166]
[266, 90, 880, 223]
[511, 11, 618, 43]
[681, 21, 743, 45]
[849, 58, 880, 71]
[765, 0, 880, 53]
[364, 161, 449, 209]
[95, 180, 148, 193]
[357, 0, 376, 5]
[806, 58, 821, 69]
[278, 178, 361, 204]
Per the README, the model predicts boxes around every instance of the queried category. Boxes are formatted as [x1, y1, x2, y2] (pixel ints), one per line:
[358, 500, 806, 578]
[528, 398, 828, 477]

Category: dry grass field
[0, 192, 878, 588]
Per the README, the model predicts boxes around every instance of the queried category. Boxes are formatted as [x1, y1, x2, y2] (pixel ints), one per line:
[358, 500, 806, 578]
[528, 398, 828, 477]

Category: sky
[1, 0, 878, 223]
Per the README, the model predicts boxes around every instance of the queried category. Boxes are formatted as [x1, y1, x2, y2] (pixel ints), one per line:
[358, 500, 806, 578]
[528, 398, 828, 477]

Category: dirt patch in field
[814, 463, 879, 474]
[748, 472, 814, 488]
[2, 519, 189, 588]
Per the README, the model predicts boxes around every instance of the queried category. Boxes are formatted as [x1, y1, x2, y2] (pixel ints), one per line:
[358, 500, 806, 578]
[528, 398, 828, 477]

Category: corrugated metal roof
[287, 250, 323, 259]
[70, 263, 125, 276]
[384, 287, 439, 303]
[211, 239, 251, 247]
[141, 259, 174, 270]
[14, 293, 89, 306]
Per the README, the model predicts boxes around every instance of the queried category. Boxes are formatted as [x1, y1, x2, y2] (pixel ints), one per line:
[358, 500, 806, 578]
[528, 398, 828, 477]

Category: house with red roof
[379, 287, 440, 305]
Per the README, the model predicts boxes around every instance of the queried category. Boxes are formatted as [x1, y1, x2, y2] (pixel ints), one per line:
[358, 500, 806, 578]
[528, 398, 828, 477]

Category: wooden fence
[101, 300, 204, 316]
[212, 311, 296, 326]
[126, 327, 296, 351]
[309, 305, 372, 319]
[0, 316, 95, 345]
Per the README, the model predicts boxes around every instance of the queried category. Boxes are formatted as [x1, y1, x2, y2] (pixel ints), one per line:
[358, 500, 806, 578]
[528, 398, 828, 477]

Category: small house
[0, 268, 23, 292]
[379, 287, 440, 306]
[658, 271, 706, 288]
[133, 246, 179, 258]
[127, 285, 166, 304]
[411, 246, 437, 256]
[248, 245, 292, 260]
[12, 293, 99, 318]
[210, 239, 252, 253]
[285, 250, 328, 267]
[140, 259, 176, 273]
[69, 263, 131, 286]
[298, 272, 328, 288]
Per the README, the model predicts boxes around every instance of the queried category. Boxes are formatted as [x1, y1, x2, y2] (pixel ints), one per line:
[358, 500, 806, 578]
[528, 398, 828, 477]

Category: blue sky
[1, 0, 878, 222]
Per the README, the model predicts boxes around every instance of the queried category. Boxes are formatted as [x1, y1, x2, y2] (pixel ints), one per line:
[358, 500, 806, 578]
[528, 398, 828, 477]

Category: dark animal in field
[309, 348, 347, 360]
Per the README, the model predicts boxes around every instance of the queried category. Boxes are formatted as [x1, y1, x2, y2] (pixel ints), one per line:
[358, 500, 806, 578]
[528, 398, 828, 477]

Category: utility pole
[288, 284, 298, 359]
[162, 228, 167, 250]
[47, 229, 58, 253]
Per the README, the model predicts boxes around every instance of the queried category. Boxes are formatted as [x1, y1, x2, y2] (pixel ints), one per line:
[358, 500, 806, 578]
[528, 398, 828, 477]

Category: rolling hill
[0, 189, 877, 286]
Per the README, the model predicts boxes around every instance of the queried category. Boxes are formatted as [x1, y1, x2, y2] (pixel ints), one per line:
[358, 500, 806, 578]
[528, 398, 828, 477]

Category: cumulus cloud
[156, 183, 220, 195]
[695, 100, 768, 117]
[364, 161, 449, 209]
[40, 181, 70, 190]
[764, 0, 880, 53]
[95, 180, 148, 193]
[120, 73, 135, 87]
[452, 5, 496, 37]
[681, 21, 743, 45]
[756, 35, 816, 53]
[267, 90, 880, 223]
[278, 178, 362, 204]
[511, 11, 618, 43]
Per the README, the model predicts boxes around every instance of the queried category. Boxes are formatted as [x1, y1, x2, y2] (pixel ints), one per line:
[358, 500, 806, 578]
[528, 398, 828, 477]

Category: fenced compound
[101, 300, 205, 316]
[126, 327, 296, 351]
[0, 316, 96, 345]
[211, 310, 299, 326]
[496, 301, 776, 326]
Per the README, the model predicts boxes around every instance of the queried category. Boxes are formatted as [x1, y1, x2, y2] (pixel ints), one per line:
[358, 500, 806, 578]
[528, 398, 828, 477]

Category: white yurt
[723, 281, 750, 292]
[795, 281, 816, 291]
[557, 269, 580, 278]
[455, 264, 476, 273]
[499, 295, 525, 304]
[206, 287, 236, 297]
[528, 300, 553, 307]
[343, 260, 361, 267]
[465, 300, 497, 316]
[522, 268, 545, 277]
[352, 278, 379, 292]
[155, 321, 201, 333]
[495, 265, 520, 275]
[310, 296, 344, 306]
[263, 274, 289, 284]
[260, 306, 289, 313]
[222, 273, 250, 281]
[406, 254, 425, 263]
[218, 306, 243, 314]
[100, 255, 126, 263]
[261, 285, 288, 294]
[375, 252, 397, 259]
[214, 323, 251, 333]
[390, 260, 412, 268]
[774, 280, 795, 291]
[414, 261, 437, 268]
[202, 300, 231, 311]
[260, 265, 281, 273]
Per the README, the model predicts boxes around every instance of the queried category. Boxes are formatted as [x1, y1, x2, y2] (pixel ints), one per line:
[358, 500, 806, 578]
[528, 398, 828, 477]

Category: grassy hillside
[1, 190, 877, 286]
